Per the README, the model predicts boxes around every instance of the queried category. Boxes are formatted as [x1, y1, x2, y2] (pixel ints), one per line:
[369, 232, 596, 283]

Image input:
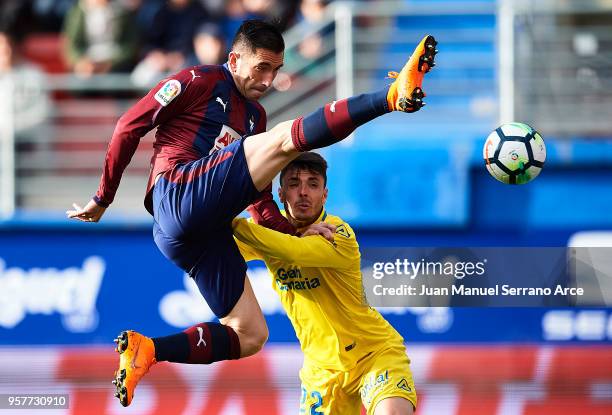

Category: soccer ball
[482, 122, 546, 185]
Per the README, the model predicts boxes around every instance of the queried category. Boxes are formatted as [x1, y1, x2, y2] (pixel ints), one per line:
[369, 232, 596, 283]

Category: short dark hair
[280, 152, 328, 186]
[231, 19, 285, 54]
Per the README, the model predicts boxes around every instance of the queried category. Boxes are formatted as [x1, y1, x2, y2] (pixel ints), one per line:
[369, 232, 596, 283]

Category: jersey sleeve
[232, 218, 359, 269]
[94, 69, 198, 207]
[234, 236, 263, 262]
[246, 184, 297, 235]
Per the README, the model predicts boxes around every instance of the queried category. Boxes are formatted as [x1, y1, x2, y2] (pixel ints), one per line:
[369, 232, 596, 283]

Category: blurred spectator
[122, 0, 160, 25]
[244, 0, 299, 31]
[294, 0, 329, 60]
[62, 0, 139, 77]
[294, 0, 328, 27]
[120, 0, 163, 42]
[0, 31, 49, 134]
[187, 23, 227, 66]
[31, 0, 76, 33]
[222, 0, 250, 41]
[131, 0, 206, 87]
[197, 0, 226, 19]
[0, 1, 37, 41]
[221, 0, 267, 44]
[243, 0, 275, 18]
[219, 0, 298, 59]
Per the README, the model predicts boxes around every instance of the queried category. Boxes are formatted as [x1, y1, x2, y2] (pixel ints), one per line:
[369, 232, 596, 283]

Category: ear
[278, 185, 286, 203]
[228, 51, 240, 72]
[322, 187, 328, 205]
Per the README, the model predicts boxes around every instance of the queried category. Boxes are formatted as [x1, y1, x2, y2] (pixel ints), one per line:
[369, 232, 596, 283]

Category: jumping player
[233, 152, 417, 414]
[66, 19, 436, 407]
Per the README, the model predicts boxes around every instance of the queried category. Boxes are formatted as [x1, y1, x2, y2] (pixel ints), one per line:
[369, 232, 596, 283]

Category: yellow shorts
[299, 345, 417, 415]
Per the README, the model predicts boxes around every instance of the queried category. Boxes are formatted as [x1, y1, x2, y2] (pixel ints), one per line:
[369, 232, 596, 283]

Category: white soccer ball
[482, 122, 546, 184]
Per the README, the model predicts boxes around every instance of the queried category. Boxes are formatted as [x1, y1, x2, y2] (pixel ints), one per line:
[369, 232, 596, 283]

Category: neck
[286, 207, 323, 230]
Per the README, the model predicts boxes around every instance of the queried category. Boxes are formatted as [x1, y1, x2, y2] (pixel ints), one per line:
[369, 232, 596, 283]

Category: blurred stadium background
[1, 0, 611, 414]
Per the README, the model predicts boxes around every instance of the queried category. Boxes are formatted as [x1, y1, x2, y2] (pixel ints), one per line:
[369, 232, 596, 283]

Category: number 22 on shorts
[300, 387, 323, 414]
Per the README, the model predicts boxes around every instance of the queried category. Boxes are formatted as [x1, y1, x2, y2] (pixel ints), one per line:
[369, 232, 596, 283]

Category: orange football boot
[387, 35, 438, 112]
[112, 330, 157, 407]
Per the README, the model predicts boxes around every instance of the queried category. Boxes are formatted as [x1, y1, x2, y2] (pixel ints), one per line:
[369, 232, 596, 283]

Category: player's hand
[66, 199, 106, 223]
[301, 222, 336, 242]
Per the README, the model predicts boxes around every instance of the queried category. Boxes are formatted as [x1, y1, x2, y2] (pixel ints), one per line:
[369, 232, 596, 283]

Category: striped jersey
[94, 64, 267, 214]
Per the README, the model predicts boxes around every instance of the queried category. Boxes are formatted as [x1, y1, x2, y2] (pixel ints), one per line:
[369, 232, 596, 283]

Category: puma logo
[330, 100, 337, 113]
[216, 96, 228, 112]
[190, 69, 201, 81]
[196, 326, 207, 347]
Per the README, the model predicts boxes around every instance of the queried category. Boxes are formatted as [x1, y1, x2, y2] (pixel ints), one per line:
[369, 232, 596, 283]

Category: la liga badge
[155, 79, 182, 106]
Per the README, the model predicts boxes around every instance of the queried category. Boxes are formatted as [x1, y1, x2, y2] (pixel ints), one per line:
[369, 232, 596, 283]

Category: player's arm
[232, 218, 358, 269]
[234, 236, 264, 263]
[247, 194, 334, 240]
[67, 70, 196, 222]
[247, 184, 297, 235]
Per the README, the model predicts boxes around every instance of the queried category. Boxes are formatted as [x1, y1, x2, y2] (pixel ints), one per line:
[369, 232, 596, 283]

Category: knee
[238, 325, 269, 357]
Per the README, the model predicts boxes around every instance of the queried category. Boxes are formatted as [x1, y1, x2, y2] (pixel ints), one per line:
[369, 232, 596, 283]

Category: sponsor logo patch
[210, 125, 242, 153]
[275, 267, 321, 291]
[360, 370, 389, 403]
[155, 79, 181, 106]
[335, 224, 351, 238]
[397, 378, 412, 392]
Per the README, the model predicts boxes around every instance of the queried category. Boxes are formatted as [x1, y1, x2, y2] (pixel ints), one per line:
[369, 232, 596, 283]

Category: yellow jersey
[233, 210, 405, 371]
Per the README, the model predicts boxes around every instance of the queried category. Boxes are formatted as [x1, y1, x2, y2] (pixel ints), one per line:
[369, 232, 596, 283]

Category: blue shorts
[152, 139, 260, 318]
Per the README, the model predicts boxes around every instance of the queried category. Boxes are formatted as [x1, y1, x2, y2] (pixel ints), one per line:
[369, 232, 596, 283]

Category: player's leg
[243, 34, 438, 191]
[152, 276, 266, 360]
[150, 143, 271, 359]
[373, 398, 415, 415]
[114, 237, 264, 409]
[360, 346, 417, 415]
[153, 228, 266, 358]
[299, 364, 361, 415]
[219, 276, 268, 357]
[112, 225, 264, 407]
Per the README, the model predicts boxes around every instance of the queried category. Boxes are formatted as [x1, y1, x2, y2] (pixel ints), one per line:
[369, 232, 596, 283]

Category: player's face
[229, 47, 284, 100]
[279, 169, 328, 224]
